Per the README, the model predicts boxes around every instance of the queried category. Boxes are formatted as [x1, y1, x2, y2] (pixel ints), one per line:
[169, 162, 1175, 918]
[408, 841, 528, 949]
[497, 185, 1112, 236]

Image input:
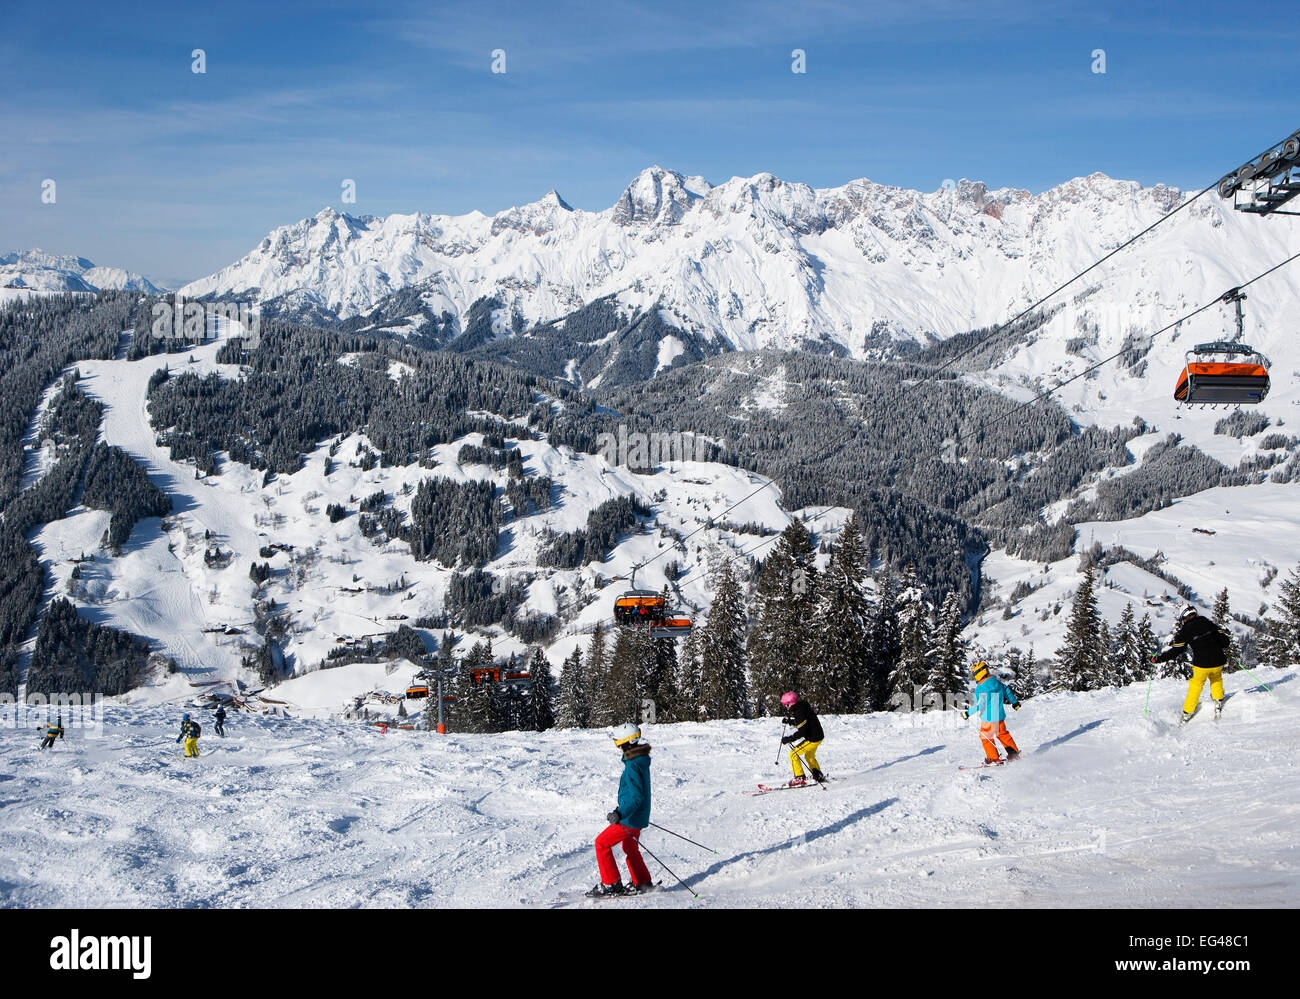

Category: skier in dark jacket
[1154, 605, 1231, 722]
[588, 723, 653, 898]
[39, 715, 64, 750]
[214, 705, 227, 737]
[780, 691, 826, 786]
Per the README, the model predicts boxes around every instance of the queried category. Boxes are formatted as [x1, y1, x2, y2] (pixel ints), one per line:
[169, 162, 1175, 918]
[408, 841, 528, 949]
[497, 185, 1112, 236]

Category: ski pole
[775, 724, 786, 765]
[637, 835, 701, 899]
[648, 822, 718, 855]
[1232, 664, 1277, 696]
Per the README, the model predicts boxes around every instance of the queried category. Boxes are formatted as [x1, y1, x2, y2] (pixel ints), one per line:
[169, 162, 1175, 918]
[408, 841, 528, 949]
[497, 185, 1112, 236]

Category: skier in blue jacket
[588, 723, 653, 897]
[964, 661, 1021, 763]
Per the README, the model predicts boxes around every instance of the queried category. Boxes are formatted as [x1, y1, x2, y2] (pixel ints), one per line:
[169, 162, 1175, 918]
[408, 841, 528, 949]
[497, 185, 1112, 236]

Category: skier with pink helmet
[779, 691, 826, 786]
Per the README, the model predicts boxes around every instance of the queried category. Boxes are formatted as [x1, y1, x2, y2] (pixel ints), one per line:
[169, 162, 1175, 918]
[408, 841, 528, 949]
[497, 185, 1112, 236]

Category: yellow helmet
[972, 661, 990, 682]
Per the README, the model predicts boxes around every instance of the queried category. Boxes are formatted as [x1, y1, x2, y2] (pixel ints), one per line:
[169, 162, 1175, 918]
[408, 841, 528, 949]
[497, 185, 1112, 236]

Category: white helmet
[612, 723, 642, 747]
[1178, 604, 1198, 622]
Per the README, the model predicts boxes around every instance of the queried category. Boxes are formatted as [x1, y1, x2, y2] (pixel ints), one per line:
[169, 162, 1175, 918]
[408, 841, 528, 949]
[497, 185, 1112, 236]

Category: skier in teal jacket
[588, 723, 653, 897]
[964, 661, 1021, 763]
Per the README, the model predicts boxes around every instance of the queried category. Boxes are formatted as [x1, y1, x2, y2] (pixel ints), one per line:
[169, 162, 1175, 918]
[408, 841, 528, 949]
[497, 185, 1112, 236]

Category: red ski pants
[979, 720, 1018, 761]
[595, 823, 652, 887]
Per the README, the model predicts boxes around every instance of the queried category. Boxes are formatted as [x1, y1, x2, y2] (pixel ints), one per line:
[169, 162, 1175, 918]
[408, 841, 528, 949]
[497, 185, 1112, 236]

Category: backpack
[191, 722, 202, 738]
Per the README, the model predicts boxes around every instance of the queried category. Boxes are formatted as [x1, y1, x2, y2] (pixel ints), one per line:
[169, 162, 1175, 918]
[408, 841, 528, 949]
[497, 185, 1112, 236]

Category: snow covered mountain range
[178, 166, 1300, 373]
[1, 250, 165, 295]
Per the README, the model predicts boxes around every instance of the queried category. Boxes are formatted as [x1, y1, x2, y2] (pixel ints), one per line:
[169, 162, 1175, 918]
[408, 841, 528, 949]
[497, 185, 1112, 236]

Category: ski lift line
[903, 128, 1298, 400]
[974, 249, 1300, 440]
[668, 248, 1300, 593]
[905, 183, 1212, 396]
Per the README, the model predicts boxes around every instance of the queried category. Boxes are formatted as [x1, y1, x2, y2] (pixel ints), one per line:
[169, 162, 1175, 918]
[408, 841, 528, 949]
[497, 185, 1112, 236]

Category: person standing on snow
[214, 705, 227, 737]
[588, 723, 654, 898]
[39, 714, 64, 750]
[1154, 604, 1232, 722]
[779, 691, 826, 786]
[176, 713, 201, 758]
[964, 661, 1021, 763]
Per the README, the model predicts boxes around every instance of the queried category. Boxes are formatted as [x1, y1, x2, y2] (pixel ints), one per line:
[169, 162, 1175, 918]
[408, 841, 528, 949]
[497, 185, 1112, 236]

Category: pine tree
[607, 627, 654, 726]
[1054, 568, 1104, 691]
[1097, 619, 1116, 687]
[926, 591, 966, 708]
[747, 520, 818, 716]
[1113, 602, 1143, 686]
[673, 625, 702, 722]
[1259, 566, 1300, 667]
[866, 568, 900, 711]
[528, 647, 556, 731]
[585, 622, 612, 726]
[1211, 587, 1242, 673]
[555, 645, 589, 729]
[652, 637, 679, 722]
[699, 557, 748, 721]
[806, 515, 872, 714]
[887, 565, 933, 708]
[1136, 611, 1159, 680]
[458, 640, 495, 733]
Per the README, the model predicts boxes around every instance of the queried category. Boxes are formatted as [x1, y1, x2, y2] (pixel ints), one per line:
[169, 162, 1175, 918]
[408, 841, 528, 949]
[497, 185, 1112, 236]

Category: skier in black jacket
[779, 691, 825, 786]
[1153, 605, 1232, 722]
[214, 705, 227, 737]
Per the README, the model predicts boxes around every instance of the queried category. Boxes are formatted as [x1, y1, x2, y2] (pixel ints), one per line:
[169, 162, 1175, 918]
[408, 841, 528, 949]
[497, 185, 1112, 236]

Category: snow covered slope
[24, 322, 831, 703]
[1, 666, 1293, 907]
[1, 250, 164, 294]
[178, 168, 1300, 367]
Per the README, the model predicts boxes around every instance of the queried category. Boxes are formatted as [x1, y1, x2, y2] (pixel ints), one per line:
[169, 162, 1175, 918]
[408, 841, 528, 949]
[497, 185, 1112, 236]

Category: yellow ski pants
[789, 739, 822, 778]
[1184, 666, 1224, 715]
[184, 737, 199, 757]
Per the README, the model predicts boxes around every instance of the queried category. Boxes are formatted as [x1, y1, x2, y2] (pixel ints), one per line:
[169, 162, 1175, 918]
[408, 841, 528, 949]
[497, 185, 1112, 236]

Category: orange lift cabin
[1174, 342, 1271, 405]
[1172, 289, 1271, 407]
[613, 588, 693, 639]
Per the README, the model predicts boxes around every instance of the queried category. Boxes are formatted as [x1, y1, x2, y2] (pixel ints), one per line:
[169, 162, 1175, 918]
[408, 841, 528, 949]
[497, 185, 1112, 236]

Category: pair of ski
[579, 881, 663, 901]
[744, 776, 835, 796]
[957, 755, 1025, 771]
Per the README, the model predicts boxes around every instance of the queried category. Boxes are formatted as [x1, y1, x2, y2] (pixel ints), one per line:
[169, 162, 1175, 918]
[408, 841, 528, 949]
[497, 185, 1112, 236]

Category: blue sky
[2, 0, 1296, 287]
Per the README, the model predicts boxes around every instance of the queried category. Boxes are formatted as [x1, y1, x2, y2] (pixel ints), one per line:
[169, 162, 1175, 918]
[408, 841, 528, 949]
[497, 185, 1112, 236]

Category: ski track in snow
[1, 668, 1295, 908]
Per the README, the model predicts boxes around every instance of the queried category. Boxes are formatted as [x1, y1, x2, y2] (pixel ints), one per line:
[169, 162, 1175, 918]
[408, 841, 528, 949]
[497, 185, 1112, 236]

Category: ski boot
[1214, 699, 1224, 721]
[788, 775, 808, 788]
[585, 881, 628, 898]
[1181, 711, 1193, 724]
[1004, 748, 1020, 761]
[810, 767, 827, 783]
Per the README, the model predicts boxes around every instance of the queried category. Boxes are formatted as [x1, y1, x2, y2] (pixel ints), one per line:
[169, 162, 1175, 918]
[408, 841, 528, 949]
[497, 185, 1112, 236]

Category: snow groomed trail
[0, 667, 1295, 908]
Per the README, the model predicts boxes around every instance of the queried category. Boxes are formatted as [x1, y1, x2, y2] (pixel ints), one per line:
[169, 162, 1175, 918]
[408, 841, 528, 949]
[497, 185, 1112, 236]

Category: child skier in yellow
[176, 714, 201, 757]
